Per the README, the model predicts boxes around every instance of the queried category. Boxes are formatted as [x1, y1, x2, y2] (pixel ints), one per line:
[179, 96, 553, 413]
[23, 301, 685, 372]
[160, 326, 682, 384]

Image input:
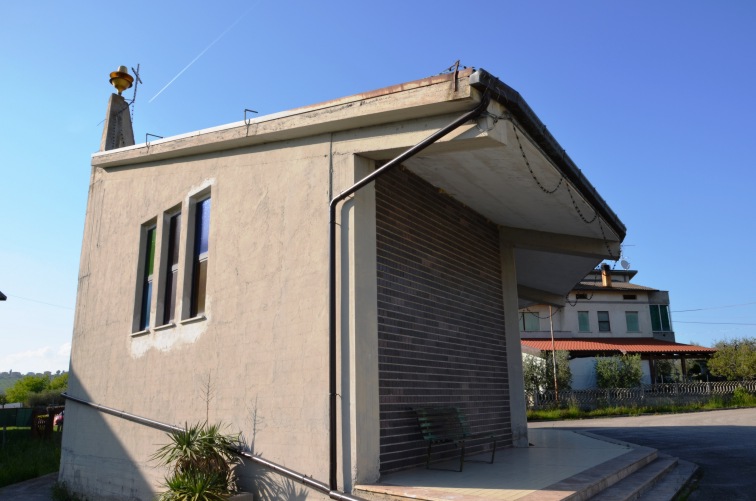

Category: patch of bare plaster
[130, 301, 211, 358]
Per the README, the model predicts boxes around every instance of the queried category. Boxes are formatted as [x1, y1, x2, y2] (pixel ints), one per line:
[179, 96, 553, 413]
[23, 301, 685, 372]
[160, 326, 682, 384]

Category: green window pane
[626, 311, 639, 332]
[650, 305, 661, 331]
[660, 305, 671, 331]
[146, 227, 156, 276]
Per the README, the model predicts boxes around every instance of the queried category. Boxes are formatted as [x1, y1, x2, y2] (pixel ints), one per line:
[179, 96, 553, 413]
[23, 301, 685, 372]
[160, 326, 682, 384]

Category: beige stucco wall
[63, 136, 339, 499]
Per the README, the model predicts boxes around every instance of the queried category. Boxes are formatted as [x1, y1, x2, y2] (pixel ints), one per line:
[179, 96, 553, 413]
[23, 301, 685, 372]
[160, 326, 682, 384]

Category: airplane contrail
[149, 5, 256, 103]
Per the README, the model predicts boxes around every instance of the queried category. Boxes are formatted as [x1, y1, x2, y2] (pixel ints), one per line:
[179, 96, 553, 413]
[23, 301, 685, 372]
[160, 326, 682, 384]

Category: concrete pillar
[100, 94, 135, 151]
[339, 155, 380, 490]
[499, 235, 529, 447]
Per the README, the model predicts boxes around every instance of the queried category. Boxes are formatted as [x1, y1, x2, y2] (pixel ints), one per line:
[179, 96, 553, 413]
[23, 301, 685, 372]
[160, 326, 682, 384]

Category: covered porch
[356, 428, 660, 501]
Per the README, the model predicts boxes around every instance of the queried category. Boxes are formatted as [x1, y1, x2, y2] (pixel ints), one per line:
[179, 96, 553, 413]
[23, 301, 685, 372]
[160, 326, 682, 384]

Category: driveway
[529, 408, 756, 501]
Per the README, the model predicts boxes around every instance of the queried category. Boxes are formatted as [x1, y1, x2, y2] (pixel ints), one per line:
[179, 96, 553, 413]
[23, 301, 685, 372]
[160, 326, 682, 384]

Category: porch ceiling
[399, 125, 621, 307]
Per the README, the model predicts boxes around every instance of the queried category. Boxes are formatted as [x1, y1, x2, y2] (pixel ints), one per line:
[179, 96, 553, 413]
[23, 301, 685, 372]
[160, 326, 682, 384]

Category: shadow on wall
[59, 370, 157, 500]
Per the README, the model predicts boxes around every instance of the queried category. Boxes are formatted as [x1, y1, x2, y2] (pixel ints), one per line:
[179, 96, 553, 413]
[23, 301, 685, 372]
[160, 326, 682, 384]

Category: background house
[60, 68, 626, 500]
[520, 264, 715, 388]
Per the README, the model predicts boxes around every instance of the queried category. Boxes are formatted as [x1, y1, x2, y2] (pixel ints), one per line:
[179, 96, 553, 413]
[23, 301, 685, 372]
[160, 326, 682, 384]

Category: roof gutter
[327, 92, 491, 491]
[469, 69, 627, 241]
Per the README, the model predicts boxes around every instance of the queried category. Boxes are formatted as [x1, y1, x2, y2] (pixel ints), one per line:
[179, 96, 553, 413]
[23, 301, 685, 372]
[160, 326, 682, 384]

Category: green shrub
[27, 389, 65, 408]
[523, 351, 572, 394]
[595, 354, 643, 388]
[153, 422, 242, 501]
[731, 387, 756, 406]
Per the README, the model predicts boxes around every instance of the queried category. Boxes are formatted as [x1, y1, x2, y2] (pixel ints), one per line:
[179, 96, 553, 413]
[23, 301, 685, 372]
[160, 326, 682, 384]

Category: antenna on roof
[619, 244, 633, 270]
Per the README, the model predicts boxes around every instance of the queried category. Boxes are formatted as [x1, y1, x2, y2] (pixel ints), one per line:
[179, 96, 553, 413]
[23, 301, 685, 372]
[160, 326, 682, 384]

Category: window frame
[182, 191, 211, 320]
[650, 304, 672, 332]
[597, 311, 611, 332]
[519, 312, 540, 332]
[157, 208, 182, 326]
[578, 311, 590, 332]
[625, 311, 640, 332]
[133, 220, 157, 333]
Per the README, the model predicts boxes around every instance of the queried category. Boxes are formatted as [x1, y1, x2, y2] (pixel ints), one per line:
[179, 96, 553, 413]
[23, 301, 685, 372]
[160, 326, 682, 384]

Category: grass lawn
[0, 427, 61, 488]
[527, 391, 756, 421]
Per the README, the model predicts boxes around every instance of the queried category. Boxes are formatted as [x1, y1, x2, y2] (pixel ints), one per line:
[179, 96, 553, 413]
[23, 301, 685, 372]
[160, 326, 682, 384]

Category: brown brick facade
[375, 167, 512, 472]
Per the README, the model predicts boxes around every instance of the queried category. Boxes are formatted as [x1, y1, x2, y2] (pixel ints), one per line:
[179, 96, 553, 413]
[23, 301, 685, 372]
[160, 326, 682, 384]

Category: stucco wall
[62, 137, 337, 500]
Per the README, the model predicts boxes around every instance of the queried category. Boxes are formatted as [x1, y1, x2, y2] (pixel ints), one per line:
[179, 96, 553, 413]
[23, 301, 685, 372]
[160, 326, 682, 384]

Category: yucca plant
[153, 422, 242, 501]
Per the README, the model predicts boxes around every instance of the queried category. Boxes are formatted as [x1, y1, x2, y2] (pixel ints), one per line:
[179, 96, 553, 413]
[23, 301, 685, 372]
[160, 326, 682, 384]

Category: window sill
[154, 322, 176, 332]
[180, 315, 207, 325]
[131, 329, 151, 338]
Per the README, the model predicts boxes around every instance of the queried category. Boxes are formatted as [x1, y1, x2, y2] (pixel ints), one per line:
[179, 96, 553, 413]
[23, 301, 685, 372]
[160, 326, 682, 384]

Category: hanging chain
[511, 121, 563, 195]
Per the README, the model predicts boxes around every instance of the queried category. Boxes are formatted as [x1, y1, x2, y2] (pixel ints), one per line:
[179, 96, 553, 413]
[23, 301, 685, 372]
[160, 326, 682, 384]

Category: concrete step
[636, 459, 699, 501]
[588, 456, 677, 501]
[520, 446, 659, 501]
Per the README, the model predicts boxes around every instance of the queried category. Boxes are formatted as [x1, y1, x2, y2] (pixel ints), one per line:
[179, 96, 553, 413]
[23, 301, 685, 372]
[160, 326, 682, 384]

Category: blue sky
[1, 1, 755, 373]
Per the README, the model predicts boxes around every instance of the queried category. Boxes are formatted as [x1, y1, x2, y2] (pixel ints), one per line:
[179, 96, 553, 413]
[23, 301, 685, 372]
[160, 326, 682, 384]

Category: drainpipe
[327, 92, 491, 490]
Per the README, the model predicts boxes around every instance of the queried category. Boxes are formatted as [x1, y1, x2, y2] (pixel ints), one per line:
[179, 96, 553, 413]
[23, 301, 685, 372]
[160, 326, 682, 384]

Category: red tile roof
[521, 337, 716, 354]
[573, 281, 657, 292]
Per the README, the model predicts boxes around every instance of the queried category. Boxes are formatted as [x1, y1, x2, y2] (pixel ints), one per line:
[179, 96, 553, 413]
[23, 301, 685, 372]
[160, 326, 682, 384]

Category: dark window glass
[598, 311, 611, 332]
[623, 294, 637, 300]
[191, 198, 210, 317]
[139, 227, 156, 331]
[162, 213, 181, 324]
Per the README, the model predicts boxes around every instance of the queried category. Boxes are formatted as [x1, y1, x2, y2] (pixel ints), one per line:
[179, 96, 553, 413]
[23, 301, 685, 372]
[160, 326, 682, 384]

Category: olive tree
[708, 337, 756, 381]
[595, 354, 643, 388]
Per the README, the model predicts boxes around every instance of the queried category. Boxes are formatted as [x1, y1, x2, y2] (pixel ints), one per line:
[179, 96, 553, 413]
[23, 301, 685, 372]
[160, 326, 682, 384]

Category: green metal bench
[413, 407, 497, 472]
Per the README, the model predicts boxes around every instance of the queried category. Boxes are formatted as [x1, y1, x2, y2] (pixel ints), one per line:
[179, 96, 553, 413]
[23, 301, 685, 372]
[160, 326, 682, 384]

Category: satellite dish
[620, 258, 631, 270]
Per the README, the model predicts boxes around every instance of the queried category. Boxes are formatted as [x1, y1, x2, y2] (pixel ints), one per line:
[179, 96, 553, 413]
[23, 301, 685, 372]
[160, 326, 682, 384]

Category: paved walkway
[530, 407, 756, 501]
[0, 472, 57, 501]
[357, 428, 634, 500]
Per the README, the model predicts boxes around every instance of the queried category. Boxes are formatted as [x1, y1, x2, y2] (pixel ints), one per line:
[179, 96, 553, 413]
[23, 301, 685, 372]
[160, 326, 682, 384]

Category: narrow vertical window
[190, 197, 211, 318]
[625, 311, 640, 332]
[597, 311, 611, 332]
[161, 212, 181, 325]
[138, 226, 156, 331]
[578, 311, 590, 332]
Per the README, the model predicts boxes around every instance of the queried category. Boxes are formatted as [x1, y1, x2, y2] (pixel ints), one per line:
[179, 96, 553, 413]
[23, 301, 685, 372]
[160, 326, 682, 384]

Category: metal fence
[527, 381, 756, 409]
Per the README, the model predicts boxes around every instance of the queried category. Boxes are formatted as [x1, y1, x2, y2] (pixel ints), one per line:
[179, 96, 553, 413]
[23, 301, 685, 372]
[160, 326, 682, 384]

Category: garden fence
[527, 381, 756, 409]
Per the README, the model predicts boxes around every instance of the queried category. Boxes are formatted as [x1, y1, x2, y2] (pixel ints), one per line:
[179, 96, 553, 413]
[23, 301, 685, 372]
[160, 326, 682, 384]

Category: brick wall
[375, 167, 511, 472]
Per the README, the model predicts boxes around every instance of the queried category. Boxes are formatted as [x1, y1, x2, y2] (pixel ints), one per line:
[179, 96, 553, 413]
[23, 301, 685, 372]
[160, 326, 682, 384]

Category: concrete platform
[355, 429, 648, 501]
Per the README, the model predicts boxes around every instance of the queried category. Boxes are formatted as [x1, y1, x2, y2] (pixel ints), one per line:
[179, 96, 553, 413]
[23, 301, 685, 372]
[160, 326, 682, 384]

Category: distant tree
[544, 350, 572, 392]
[0, 392, 7, 407]
[595, 354, 643, 388]
[708, 338, 756, 381]
[522, 350, 572, 393]
[49, 372, 69, 391]
[6, 374, 50, 404]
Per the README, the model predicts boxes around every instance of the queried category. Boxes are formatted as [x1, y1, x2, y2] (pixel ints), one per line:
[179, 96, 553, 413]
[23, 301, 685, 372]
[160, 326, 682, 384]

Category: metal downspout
[327, 93, 491, 490]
